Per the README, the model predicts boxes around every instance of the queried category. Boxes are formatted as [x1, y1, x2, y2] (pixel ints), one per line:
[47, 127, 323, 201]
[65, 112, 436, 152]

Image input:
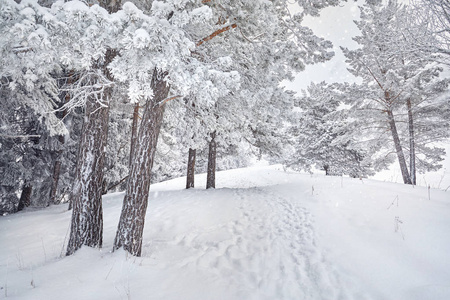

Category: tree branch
[154, 95, 183, 107]
[196, 23, 237, 47]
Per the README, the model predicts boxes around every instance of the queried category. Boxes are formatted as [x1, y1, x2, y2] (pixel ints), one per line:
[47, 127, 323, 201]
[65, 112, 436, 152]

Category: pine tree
[342, 0, 450, 184]
[66, 0, 120, 255]
[286, 82, 374, 177]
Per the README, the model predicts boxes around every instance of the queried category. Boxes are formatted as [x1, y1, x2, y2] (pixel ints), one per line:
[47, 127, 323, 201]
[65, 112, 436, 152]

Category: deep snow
[1, 165, 449, 300]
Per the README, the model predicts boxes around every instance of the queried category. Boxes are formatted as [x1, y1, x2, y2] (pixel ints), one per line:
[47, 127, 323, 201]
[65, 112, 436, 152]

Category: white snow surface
[1, 165, 450, 300]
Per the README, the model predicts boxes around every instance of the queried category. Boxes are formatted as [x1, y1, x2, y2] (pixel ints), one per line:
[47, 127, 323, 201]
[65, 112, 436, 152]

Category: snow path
[139, 186, 348, 300]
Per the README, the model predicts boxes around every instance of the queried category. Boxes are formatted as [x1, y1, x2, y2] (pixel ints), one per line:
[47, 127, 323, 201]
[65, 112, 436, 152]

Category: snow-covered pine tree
[411, 0, 450, 61]
[65, 0, 121, 256]
[286, 82, 374, 177]
[341, 0, 450, 184]
[112, 1, 229, 256]
[0, 0, 72, 214]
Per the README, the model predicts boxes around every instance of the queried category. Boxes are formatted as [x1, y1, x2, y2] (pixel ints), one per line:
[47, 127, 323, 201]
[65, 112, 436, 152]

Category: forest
[1, 0, 449, 258]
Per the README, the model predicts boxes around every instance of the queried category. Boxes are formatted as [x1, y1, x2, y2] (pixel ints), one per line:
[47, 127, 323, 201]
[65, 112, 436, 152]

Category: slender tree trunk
[17, 183, 32, 212]
[386, 109, 412, 185]
[49, 159, 62, 205]
[113, 68, 169, 257]
[186, 148, 196, 189]
[323, 164, 330, 176]
[206, 131, 217, 189]
[49, 134, 65, 205]
[129, 103, 140, 167]
[50, 71, 72, 205]
[407, 98, 416, 185]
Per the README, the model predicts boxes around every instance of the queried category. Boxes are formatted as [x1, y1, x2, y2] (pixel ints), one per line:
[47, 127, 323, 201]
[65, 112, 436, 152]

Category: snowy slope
[1, 166, 449, 300]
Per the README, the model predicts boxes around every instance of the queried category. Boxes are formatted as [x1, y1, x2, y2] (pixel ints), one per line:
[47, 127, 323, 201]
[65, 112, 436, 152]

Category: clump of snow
[1, 165, 449, 299]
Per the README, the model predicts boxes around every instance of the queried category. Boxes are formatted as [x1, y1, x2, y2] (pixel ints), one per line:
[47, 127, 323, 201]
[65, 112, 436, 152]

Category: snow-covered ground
[1, 165, 449, 300]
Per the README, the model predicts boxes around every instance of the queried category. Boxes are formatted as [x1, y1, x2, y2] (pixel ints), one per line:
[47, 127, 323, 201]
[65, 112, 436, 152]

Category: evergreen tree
[286, 82, 374, 177]
[342, 0, 450, 184]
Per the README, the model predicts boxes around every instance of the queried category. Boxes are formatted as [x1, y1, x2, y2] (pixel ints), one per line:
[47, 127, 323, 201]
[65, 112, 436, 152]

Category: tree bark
[129, 103, 140, 167]
[49, 159, 62, 205]
[407, 98, 416, 185]
[186, 148, 196, 189]
[206, 131, 217, 189]
[66, 97, 110, 255]
[17, 183, 32, 212]
[387, 109, 412, 185]
[49, 133, 65, 205]
[113, 68, 169, 257]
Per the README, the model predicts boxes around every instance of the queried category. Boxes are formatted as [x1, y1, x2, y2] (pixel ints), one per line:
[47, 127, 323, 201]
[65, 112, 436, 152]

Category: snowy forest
[1, 0, 450, 258]
[0, 0, 450, 251]
[1, 0, 450, 299]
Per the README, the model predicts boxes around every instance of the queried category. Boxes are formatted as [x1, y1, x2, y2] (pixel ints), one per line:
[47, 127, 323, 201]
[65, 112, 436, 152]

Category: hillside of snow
[1, 165, 449, 300]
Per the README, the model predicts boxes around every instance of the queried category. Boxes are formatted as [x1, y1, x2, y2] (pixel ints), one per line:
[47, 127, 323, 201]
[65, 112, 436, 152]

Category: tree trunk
[17, 183, 32, 212]
[113, 68, 169, 257]
[129, 103, 140, 167]
[206, 131, 217, 189]
[323, 164, 330, 176]
[50, 71, 72, 205]
[49, 159, 62, 205]
[387, 109, 412, 185]
[186, 148, 196, 189]
[407, 98, 416, 185]
[66, 97, 110, 255]
[49, 134, 65, 205]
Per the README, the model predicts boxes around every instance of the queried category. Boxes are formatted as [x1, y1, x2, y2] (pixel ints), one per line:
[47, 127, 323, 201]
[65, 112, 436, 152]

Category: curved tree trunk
[407, 98, 416, 185]
[206, 131, 217, 189]
[387, 109, 412, 185]
[113, 68, 169, 257]
[186, 148, 196, 189]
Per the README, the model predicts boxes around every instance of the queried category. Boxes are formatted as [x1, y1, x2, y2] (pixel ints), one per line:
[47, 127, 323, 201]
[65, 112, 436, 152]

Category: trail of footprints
[165, 188, 346, 299]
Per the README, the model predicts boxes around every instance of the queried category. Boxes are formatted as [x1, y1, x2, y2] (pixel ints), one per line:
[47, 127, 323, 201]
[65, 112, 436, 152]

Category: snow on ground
[1, 165, 449, 300]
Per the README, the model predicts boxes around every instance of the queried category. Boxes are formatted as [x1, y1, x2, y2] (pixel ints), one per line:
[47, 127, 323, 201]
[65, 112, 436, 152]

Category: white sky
[284, 0, 363, 92]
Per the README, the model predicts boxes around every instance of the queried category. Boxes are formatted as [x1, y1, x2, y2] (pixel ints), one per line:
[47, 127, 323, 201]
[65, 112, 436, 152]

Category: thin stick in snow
[387, 195, 399, 210]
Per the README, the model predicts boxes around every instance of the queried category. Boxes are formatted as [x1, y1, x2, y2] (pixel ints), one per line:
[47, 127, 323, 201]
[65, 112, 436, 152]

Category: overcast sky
[284, 0, 364, 93]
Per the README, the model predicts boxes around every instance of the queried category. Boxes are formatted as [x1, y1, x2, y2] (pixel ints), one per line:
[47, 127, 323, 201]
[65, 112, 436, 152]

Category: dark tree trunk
[407, 98, 416, 185]
[66, 97, 110, 255]
[129, 103, 140, 167]
[323, 164, 330, 176]
[113, 68, 169, 257]
[49, 159, 62, 205]
[49, 134, 65, 205]
[186, 148, 196, 189]
[387, 109, 412, 185]
[17, 183, 32, 212]
[206, 131, 217, 189]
